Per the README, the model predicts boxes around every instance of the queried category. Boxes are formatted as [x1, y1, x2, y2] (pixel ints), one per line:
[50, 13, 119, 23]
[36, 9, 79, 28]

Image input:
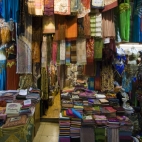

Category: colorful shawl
[76, 38, 86, 65]
[77, 0, 91, 18]
[44, 0, 54, 15]
[65, 40, 71, 65]
[54, 0, 71, 15]
[17, 37, 32, 74]
[70, 40, 77, 64]
[83, 14, 91, 37]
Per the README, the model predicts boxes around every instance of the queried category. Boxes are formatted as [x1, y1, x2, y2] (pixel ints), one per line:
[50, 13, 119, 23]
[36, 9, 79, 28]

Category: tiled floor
[33, 122, 59, 142]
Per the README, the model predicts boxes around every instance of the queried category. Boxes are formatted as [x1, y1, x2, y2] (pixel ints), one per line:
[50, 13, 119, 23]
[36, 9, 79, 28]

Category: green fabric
[95, 128, 106, 142]
[119, 0, 131, 41]
[94, 38, 103, 60]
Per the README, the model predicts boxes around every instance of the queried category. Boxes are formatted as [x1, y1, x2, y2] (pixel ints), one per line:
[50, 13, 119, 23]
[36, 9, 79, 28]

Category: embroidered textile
[77, 0, 91, 18]
[54, 0, 71, 15]
[17, 37, 32, 74]
[83, 14, 91, 37]
[42, 15, 55, 34]
[76, 38, 86, 65]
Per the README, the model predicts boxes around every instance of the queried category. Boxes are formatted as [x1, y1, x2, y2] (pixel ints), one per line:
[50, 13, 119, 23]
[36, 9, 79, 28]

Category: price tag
[104, 38, 110, 44]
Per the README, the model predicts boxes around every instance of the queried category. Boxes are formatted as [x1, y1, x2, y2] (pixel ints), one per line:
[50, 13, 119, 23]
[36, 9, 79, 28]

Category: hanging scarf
[119, 0, 131, 41]
[70, 40, 77, 64]
[101, 65, 114, 92]
[65, 40, 71, 65]
[83, 14, 91, 37]
[17, 37, 32, 74]
[32, 17, 42, 41]
[32, 41, 40, 63]
[44, 0, 54, 16]
[86, 38, 94, 64]
[71, 0, 80, 13]
[76, 38, 86, 65]
[52, 41, 58, 64]
[47, 35, 52, 65]
[54, 0, 71, 15]
[77, 0, 91, 18]
[65, 16, 77, 39]
[90, 10, 102, 37]
[102, 9, 115, 38]
[107, 128, 119, 142]
[42, 15, 55, 34]
[77, 18, 85, 38]
[60, 40, 66, 64]
[53, 15, 66, 41]
[56, 42, 60, 64]
[34, 0, 44, 15]
[94, 38, 103, 60]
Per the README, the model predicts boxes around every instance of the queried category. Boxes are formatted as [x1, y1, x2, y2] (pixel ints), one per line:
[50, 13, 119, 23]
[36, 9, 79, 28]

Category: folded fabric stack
[84, 106, 94, 115]
[59, 113, 70, 137]
[0, 107, 6, 126]
[70, 118, 81, 138]
[0, 91, 19, 102]
[82, 115, 95, 125]
[62, 100, 73, 109]
[107, 117, 120, 128]
[101, 106, 116, 117]
[93, 115, 107, 126]
[94, 127, 106, 142]
[99, 99, 109, 106]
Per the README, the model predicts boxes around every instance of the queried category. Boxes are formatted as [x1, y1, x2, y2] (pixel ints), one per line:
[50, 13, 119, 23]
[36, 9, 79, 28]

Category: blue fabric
[2, 0, 19, 22]
[71, 108, 82, 119]
[0, 60, 6, 90]
[0, 1, 2, 17]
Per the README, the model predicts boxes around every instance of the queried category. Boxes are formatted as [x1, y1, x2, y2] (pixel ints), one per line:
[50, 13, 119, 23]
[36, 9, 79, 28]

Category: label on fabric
[104, 38, 110, 44]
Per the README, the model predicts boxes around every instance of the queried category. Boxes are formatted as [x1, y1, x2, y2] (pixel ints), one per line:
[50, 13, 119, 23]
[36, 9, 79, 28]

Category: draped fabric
[17, 37, 32, 74]
[65, 16, 77, 39]
[76, 38, 86, 65]
[44, 0, 54, 15]
[6, 59, 19, 90]
[54, 0, 71, 15]
[47, 35, 52, 65]
[102, 9, 115, 38]
[60, 40, 66, 64]
[77, 18, 84, 38]
[77, 0, 91, 18]
[70, 40, 77, 64]
[107, 128, 119, 142]
[42, 15, 55, 34]
[65, 40, 71, 65]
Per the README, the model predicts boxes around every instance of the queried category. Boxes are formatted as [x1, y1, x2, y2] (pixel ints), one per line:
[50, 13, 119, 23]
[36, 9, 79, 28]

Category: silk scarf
[76, 38, 86, 65]
[47, 35, 52, 65]
[70, 40, 77, 64]
[32, 41, 40, 63]
[65, 40, 71, 65]
[52, 41, 58, 64]
[60, 40, 66, 64]
[83, 14, 91, 37]
[71, 0, 80, 13]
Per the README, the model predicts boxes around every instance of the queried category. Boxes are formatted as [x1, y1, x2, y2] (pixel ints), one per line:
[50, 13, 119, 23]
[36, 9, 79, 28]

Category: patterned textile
[101, 65, 114, 92]
[6, 59, 19, 90]
[54, 0, 71, 15]
[42, 15, 55, 34]
[17, 37, 32, 74]
[70, 40, 76, 64]
[65, 40, 71, 65]
[53, 15, 66, 41]
[77, 0, 91, 18]
[44, 0, 54, 15]
[94, 38, 103, 60]
[107, 128, 119, 142]
[86, 38, 94, 64]
[76, 38, 86, 65]
[90, 10, 102, 37]
[102, 9, 115, 38]
[83, 14, 91, 37]
[52, 41, 58, 64]
[32, 16, 42, 41]
[65, 16, 77, 39]
[60, 40, 66, 64]
[92, 0, 104, 8]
